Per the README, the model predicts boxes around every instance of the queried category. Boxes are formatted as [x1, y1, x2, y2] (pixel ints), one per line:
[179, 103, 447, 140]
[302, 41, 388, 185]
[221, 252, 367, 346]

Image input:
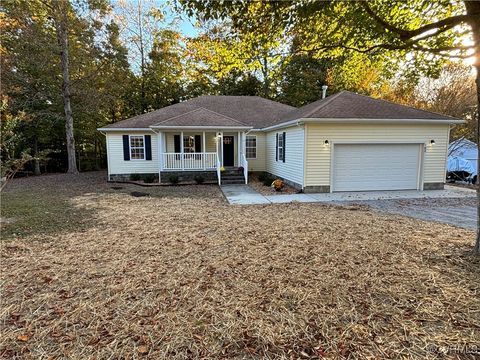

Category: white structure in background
[448, 138, 478, 181]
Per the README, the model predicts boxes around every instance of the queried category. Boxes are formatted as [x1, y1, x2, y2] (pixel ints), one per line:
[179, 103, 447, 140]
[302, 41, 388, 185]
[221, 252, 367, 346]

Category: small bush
[168, 174, 179, 185]
[130, 174, 141, 181]
[143, 174, 156, 183]
[258, 172, 267, 182]
[261, 173, 274, 186]
[193, 175, 205, 184]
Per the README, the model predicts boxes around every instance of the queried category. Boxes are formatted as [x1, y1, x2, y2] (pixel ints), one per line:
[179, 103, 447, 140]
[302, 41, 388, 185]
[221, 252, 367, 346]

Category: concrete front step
[222, 175, 245, 180]
[222, 179, 246, 184]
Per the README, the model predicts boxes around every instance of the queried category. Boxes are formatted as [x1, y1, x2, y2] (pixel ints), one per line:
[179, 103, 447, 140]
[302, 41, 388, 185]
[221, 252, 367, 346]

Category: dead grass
[1, 172, 479, 359]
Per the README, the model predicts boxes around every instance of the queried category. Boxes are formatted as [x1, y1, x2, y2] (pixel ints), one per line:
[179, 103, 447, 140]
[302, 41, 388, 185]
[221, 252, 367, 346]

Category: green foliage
[143, 174, 156, 183]
[168, 174, 179, 185]
[193, 175, 205, 184]
[130, 174, 141, 181]
[278, 53, 330, 106]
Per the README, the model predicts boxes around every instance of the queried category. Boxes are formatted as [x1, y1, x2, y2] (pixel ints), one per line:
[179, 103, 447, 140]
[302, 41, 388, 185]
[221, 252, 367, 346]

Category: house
[98, 91, 463, 192]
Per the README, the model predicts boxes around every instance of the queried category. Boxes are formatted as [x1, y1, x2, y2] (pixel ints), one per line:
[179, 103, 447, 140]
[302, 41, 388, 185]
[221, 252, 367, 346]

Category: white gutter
[150, 125, 252, 130]
[97, 127, 153, 132]
[260, 117, 465, 131]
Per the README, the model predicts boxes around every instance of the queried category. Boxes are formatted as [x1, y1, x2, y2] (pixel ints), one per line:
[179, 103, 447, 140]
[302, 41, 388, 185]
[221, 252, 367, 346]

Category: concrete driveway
[342, 197, 477, 230]
[221, 185, 476, 229]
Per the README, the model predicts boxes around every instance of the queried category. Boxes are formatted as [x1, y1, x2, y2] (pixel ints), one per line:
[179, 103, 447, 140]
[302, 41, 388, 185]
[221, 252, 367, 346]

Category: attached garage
[331, 143, 423, 192]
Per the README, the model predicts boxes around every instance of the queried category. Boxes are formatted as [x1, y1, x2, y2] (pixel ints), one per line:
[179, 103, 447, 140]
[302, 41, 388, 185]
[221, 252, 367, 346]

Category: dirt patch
[0, 217, 16, 225]
[1, 171, 479, 359]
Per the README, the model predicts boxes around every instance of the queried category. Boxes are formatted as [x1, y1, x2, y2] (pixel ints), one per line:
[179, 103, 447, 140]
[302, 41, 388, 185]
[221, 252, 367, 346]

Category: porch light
[324, 140, 330, 146]
[430, 139, 435, 146]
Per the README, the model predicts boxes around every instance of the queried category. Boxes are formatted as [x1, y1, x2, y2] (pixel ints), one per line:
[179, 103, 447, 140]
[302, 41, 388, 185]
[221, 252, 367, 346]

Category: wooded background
[1, 0, 478, 176]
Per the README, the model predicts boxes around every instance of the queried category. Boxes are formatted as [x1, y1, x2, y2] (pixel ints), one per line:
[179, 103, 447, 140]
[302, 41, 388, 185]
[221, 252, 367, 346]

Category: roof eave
[150, 125, 253, 130]
[97, 127, 154, 132]
[260, 117, 465, 131]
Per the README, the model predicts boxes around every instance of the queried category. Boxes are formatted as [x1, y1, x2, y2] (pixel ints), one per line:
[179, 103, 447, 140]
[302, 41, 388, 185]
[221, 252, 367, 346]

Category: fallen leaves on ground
[1, 171, 479, 359]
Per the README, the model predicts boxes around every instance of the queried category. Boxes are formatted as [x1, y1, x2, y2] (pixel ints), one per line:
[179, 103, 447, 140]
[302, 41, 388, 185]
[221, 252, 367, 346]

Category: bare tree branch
[361, 2, 472, 41]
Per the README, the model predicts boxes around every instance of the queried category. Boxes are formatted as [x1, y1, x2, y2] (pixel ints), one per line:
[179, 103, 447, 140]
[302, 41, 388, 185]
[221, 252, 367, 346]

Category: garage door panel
[333, 144, 420, 192]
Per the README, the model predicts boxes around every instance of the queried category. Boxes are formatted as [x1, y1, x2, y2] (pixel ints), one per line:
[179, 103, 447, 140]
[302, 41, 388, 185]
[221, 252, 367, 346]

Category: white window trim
[245, 135, 257, 159]
[129, 134, 145, 161]
[183, 135, 196, 153]
[277, 133, 284, 162]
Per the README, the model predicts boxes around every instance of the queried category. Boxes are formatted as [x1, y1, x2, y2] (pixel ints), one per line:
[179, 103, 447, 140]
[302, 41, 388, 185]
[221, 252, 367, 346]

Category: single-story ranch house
[98, 91, 463, 192]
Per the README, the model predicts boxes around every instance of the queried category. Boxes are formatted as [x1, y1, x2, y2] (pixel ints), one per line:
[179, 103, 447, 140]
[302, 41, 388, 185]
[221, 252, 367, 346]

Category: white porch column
[180, 131, 184, 170]
[157, 131, 163, 183]
[215, 132, 219, 168]
[220, 131, 224, 167]
[202, 131, 206, 170]
[237, 131, 241, 167]
[242, 131, 247, 159]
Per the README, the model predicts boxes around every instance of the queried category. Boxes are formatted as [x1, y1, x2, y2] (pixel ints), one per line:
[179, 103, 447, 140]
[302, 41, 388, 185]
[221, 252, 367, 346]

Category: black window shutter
[123, 135, 130, 161]
[194, 135, 201, 152]
[145, 135, 152, 160]
[174, 134, 181, 153]
[275, 133, 278, 162]
[282, 132, 286, 162]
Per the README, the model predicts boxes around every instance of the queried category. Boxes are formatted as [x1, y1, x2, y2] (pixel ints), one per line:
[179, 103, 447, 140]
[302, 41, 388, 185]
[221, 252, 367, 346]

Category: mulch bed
[1, 171, 479, 359]
[248, 174, 298, 196]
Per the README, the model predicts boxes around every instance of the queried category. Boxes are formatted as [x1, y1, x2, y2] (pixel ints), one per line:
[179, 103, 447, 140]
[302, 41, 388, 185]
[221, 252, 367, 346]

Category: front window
[183, 135, 195, 153]
[246, 135, 257, 159]
[277, 133, 284, 161]
[130, 135, 145, 160]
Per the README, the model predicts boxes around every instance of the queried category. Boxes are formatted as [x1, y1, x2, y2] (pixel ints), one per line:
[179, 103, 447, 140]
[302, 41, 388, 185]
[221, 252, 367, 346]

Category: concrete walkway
[221, 184, 475, 205]
[221, 185, 271, 205]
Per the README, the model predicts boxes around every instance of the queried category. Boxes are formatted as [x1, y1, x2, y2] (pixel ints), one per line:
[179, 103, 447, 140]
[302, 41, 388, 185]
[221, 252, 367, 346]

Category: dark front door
[223, 136, 234, 167]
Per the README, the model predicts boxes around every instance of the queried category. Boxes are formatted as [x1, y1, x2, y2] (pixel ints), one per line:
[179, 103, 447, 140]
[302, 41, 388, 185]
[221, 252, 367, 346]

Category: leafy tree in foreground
[179, 0, 480, 254]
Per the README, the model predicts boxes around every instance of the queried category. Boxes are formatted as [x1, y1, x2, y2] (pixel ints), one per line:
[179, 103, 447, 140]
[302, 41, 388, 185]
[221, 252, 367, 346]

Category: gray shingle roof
[102, 92, 459, 130]
[103, 96, 296, 129]
[280, 91, 458, 122]
[153, 107, 249, 127]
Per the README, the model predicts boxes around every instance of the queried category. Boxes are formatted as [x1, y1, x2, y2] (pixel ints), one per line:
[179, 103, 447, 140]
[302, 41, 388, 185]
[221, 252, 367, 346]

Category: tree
[144, 28, 185, 109]
[278, 50, 330, 106]
[184, 20, 283, 99]
[179, 0, 480, 254]
[51, 0, 78, 174]
[217, 70, 263, 96]
[415, 63, 477, 140]
[115, 0, 167, 113]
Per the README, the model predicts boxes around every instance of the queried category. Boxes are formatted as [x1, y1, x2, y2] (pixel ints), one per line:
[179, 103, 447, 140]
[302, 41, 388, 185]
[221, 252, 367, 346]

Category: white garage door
[332, 144, 421, 192]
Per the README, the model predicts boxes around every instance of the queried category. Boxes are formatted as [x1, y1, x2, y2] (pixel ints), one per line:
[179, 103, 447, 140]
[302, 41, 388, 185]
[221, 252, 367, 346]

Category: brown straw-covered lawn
[1, 172, 479, 359]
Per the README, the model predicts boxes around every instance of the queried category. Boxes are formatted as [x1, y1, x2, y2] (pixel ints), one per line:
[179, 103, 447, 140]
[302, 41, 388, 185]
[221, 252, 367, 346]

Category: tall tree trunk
[55, 0, 78, 174]
[33, 137, 41, 175]
[138, 0, 146, 113]
[465, 1, 480, 254]
[261, 55, 269, 98]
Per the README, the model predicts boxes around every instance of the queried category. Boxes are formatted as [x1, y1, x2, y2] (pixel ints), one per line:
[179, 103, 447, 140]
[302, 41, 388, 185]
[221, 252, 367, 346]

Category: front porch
[154, 130, 249, 184]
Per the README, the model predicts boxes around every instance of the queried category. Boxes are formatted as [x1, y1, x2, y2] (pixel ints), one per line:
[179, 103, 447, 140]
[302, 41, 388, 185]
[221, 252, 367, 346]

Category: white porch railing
[162, 152, 217, 170]
[241, 154, 248, 184]
[216, 155, 221, 185]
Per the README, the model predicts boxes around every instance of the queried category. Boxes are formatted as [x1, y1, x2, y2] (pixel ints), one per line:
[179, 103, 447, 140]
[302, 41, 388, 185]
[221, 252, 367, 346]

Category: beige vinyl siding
[246, 131, 266, 172]
[266, 126, 305, 186]
[106, 131, 158, 174]
[304, 123, 449, 187]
